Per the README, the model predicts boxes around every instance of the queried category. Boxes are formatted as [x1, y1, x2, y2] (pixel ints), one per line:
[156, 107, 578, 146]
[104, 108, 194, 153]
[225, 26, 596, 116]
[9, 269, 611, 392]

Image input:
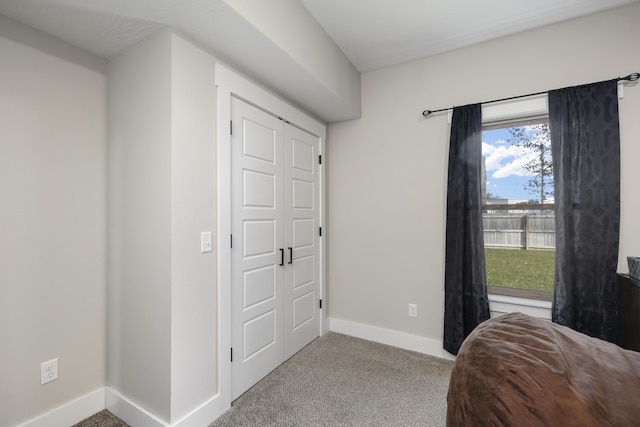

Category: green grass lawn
[485, 248, 555, 292]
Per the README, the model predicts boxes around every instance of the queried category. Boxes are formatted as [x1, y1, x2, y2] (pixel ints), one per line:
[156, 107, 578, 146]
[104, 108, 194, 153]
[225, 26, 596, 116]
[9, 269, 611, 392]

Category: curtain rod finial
[422, 110, 432, 117]
[626, 72, 640, 82]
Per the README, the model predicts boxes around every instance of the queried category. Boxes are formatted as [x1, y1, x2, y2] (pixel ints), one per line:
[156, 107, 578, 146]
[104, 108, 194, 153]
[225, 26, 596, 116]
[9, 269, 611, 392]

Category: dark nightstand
[617, 273, 640, 351]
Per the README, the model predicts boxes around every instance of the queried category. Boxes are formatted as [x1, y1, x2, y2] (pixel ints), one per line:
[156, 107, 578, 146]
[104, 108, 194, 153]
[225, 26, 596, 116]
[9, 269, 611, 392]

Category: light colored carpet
[73, 409, 128, 427]
[211, 332, 453, 426]
[76, 332, 453, 427]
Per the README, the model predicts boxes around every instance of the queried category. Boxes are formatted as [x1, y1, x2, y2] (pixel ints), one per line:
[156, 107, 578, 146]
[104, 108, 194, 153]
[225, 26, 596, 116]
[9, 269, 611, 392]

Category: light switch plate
[201, 231, 213, 253]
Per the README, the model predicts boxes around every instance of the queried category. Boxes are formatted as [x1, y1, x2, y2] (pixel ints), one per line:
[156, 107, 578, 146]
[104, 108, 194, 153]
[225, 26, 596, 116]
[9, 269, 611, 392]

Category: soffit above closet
[0, 0, 361, 122]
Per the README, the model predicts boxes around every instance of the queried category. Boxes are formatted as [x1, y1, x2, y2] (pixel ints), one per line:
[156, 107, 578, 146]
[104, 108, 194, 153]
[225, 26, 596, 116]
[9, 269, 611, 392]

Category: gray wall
[107, 30, 218, 423]
[0, 15, 107, 427]
[107, 30, 174, 421]
[327, 3, 640, 347]
[168, 33, 217, 421]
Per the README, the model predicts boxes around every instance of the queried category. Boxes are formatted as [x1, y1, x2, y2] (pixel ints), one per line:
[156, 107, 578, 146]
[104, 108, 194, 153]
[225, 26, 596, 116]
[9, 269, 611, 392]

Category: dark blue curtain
[443, 104, 490, 355]
[549, 80, 620, 342]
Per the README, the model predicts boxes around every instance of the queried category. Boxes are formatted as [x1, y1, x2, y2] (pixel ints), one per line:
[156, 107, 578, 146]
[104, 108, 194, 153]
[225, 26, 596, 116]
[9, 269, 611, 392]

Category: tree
[508, 123, 553, 204]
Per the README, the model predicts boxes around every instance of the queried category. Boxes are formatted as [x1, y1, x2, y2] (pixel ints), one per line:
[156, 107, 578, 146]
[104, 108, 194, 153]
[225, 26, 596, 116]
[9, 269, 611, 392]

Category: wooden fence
[483, 213, 555, 250]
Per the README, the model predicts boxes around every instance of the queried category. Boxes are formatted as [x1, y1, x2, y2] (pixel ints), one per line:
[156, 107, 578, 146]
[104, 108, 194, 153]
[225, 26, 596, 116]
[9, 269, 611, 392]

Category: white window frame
[480, 94, 553, 317]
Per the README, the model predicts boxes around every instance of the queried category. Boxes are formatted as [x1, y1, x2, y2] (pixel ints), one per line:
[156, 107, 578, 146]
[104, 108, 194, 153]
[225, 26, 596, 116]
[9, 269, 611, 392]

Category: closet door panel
[231, 97, 284, 399]
[283, 125, 320, 359]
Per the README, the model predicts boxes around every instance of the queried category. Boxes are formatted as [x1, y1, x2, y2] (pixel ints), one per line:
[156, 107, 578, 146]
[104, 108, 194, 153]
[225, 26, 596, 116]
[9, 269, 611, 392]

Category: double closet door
[231, 97, 321, 399]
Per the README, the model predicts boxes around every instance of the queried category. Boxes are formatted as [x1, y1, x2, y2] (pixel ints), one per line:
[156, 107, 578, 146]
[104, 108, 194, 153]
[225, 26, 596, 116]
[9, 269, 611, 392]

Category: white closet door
[231, 97, 321, 399]
[231, 97, 284, 399]
[283, 125, 320, 359]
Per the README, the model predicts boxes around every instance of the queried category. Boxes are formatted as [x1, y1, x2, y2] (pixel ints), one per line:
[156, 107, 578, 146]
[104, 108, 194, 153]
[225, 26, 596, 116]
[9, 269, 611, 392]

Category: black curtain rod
[421, 72, 640, 118]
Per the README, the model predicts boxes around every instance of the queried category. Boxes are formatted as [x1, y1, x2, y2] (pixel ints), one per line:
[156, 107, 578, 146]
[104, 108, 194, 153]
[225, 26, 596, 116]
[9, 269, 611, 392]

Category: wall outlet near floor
[41, 358, 58, 385]
[408, 303, 417, 318]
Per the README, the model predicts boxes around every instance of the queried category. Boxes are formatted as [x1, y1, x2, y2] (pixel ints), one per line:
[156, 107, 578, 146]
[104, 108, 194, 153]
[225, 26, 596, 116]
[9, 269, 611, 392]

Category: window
[481, 104, 554, 301]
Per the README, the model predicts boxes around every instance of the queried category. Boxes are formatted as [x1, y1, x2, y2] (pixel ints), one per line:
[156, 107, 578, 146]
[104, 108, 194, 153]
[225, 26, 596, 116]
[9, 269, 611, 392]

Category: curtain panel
[443, 104, 490, 355]
[549, 80, 620, 342]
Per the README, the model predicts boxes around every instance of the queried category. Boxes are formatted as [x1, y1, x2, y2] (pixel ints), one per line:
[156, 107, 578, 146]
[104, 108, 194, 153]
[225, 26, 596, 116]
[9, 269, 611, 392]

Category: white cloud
[482, 140, 537, 178]
[492, 138, 508, 146]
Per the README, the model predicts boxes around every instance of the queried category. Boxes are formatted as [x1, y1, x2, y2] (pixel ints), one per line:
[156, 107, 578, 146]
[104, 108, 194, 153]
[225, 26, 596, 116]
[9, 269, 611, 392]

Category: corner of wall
[0, 13, 107, 427]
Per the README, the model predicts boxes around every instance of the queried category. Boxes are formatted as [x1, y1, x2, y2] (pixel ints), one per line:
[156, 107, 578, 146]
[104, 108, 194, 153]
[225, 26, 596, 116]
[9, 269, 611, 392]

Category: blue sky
[482, 127, 538, 200]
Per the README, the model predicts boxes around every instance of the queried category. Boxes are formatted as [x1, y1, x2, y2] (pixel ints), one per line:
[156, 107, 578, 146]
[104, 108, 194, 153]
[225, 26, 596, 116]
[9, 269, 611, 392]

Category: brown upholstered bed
[447, 312, 640, 426]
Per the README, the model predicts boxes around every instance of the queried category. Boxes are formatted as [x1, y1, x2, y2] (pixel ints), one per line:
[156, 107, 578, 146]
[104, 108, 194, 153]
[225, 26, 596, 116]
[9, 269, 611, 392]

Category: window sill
[488, 293, 552, 310]
[487, 285, 552, 302]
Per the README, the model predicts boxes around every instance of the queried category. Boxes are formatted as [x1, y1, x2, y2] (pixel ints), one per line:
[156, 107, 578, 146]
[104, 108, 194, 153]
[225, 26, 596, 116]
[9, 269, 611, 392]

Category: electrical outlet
[408, 303, 417, 318]
[40, 358, 58, 385]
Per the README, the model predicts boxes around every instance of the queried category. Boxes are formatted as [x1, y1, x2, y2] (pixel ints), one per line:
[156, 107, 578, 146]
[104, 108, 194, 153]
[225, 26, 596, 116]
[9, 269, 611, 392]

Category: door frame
[214, 63, 327, 409]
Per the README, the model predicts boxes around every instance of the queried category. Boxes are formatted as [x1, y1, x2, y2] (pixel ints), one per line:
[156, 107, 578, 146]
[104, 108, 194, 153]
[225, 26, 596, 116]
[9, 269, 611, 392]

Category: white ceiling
[300, 0, 640, 72]
[1, 0, 638, 120]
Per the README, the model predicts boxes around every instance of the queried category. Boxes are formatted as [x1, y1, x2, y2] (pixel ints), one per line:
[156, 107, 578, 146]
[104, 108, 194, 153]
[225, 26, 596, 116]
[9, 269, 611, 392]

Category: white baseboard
[105, 388, 167, 427]
[106, 387, 229, 427]
[328, 318, 456, 361]
[17, 388, 105, 427]
[171, 393, 228, 427]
